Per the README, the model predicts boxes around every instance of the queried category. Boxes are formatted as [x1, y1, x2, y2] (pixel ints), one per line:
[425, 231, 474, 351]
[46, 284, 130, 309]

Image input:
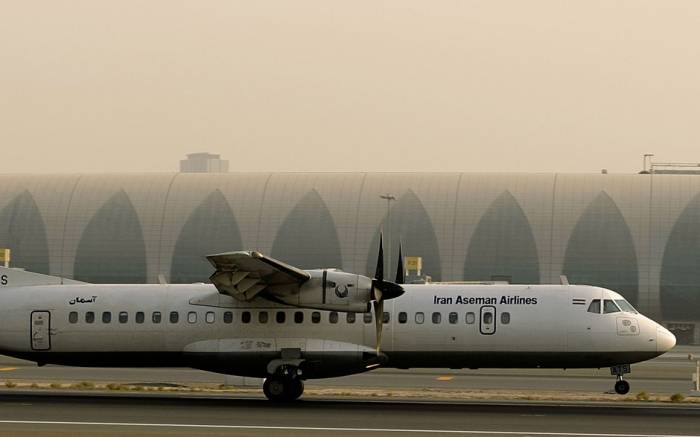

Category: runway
[0, 392, 699, 437]
[0, 350, 697, 436]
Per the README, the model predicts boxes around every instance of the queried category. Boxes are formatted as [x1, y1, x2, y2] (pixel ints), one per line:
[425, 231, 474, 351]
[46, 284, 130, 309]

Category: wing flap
[206, 251, 310, 301]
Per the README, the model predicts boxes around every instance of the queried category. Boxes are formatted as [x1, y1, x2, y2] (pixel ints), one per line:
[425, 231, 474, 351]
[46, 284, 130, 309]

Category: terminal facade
[0, 172, 699, 343]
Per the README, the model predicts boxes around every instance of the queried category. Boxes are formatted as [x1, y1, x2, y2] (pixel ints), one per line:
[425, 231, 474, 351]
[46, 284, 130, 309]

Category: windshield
[603, 299, 621, 314]
[614, 299, 638, 314]
[587, 299, 601, 314]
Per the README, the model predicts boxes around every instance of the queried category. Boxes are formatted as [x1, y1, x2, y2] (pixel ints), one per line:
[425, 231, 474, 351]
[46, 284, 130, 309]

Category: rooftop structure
[179, 153, 229, 173]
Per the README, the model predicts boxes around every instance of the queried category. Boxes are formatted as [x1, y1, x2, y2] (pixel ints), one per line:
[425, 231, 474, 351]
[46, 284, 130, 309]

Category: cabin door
[30, 311, 51, 351]
[479, 306, 496, 335]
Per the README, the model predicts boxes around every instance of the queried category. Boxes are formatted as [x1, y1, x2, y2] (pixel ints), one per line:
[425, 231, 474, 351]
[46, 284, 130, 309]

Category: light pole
[379, 194, 396, 274]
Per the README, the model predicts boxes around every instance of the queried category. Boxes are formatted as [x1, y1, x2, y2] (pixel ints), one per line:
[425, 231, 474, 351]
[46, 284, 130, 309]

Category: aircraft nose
[657, 325, 676, 353]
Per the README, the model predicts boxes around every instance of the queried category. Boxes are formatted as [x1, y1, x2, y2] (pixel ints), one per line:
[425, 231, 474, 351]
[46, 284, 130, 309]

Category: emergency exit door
[30, 311, 51, 350]
[480, 306, 496, 335]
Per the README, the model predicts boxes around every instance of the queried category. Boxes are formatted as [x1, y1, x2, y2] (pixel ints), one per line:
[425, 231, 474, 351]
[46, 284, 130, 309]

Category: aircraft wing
[206, 251, 310, 301]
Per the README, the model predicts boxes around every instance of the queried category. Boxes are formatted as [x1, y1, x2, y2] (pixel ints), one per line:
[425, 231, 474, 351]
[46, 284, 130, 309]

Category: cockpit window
[614, 299, 638, 314]
[603, 299, 621, 314]
[587, 299, 601, 314]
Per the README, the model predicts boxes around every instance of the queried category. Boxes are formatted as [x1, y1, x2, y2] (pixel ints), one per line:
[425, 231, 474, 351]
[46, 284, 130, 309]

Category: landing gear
[610, 364, 631, 395]
[614, 379, 630, 395]
[263, 366, 304, 402]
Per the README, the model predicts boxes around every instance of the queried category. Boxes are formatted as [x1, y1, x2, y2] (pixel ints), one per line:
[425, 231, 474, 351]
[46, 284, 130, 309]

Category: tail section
[0, 266, 86, 287]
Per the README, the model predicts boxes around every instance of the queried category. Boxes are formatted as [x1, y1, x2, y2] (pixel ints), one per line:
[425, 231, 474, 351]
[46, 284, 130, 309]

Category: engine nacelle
[269, 269, 372, 313]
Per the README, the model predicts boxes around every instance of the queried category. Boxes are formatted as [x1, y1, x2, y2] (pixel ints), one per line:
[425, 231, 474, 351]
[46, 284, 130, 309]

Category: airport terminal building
[1, 172, 700, 343]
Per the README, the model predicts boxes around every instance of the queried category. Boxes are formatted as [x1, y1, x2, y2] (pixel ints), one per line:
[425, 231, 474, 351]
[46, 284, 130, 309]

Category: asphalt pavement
[0, 392, 699, 437]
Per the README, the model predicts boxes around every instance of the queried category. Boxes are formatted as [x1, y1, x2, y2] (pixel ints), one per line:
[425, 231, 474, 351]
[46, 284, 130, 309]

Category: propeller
[395, 243, 404, 285]
[371, 234, 405, 356]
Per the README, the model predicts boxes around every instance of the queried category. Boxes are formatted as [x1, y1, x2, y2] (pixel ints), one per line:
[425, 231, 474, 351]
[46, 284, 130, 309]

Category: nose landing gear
[614, 379, 630, 395]
[263, 365, 305, 402]
[610, 364, 631, 395]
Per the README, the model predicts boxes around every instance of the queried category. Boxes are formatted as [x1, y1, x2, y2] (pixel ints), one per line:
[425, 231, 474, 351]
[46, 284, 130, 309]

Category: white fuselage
[0, 283, 675, 379]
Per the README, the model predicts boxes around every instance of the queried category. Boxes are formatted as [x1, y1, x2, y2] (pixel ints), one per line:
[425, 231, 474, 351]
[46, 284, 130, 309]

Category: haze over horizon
[1, 1, 699, 174]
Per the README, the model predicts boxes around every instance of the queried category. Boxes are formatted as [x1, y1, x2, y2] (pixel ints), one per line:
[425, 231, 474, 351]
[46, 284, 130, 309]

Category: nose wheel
[610, 364, 631, 395]
[614, 379, 630, 395]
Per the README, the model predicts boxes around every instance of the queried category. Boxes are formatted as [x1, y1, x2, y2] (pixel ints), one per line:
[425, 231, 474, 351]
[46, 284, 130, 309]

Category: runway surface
[0, 392, 698, 436]
[0, 349, 696, 395]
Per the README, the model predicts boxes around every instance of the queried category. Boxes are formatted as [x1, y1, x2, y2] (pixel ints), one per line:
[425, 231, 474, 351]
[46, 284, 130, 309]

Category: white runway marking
[0, 420, 697, 437]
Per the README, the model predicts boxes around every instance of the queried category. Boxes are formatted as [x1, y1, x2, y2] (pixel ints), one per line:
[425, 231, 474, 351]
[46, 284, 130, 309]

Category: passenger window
[259, 311, 268, 323]
[465, 312, 475, 324]
[206, 312, 215, 324]
[102, 311, 112, 323]
[276, 311, 286, 324]
[294, 311, 304, 324]
[152, 311, 162, 323]
[382, 312, 390, 323]
[363, 313, 372, 324]
[449, 312, 458, 324]
[432, 312, 442, 324]
[483, 312, 493, 324]
[603, 299, 620, 314]
[85, 311, 95, 324]
[501, 312, 511, 324]
[223, 312, 233, 323]
[135, 312, 145, 324]
[398, 312, 408, 324]
[312, 311, 321, 323]
[119, 312, 128, 323]
[329, 312, 339, 324]
[242, 311, 251, 324]
[587, 299, 601, 314]
[169, 311, 179, 324]
[346, 312, 356, 324]
[415, 312, 425, 324]
[69, 311, 78, 324]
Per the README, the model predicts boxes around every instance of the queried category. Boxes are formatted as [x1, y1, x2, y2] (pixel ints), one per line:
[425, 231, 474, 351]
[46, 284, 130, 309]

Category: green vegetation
[635, 391, 649, 401]
[670, 393, 685, 403]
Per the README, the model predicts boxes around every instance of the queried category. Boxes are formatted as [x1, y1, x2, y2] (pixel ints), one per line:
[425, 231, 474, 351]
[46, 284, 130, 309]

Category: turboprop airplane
[0, 239, 676, 401]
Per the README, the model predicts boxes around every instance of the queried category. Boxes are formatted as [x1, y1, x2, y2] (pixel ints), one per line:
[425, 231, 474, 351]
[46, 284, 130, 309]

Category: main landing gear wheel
[263, 376, 304, 402]
[614, 380, 630, 395]
[291, 379, 304, 400]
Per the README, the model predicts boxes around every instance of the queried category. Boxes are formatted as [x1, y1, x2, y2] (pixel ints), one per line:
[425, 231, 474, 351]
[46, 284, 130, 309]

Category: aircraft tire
[614, 380, 630, 395]
[263, 377, 289, 402]
[263, 377, 303, 402]
[290, 379, 304, 401]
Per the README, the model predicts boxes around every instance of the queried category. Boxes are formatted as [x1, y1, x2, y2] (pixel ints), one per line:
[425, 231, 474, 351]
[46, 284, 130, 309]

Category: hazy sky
[1, 1, 699, 174]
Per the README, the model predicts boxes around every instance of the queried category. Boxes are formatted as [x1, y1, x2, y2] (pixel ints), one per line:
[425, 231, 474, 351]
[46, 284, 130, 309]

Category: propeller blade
[375, 233, 384, 282]
[370, 233, 403, 357]
[395, 243, 404, 285]
[373, 299, 384, 355]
